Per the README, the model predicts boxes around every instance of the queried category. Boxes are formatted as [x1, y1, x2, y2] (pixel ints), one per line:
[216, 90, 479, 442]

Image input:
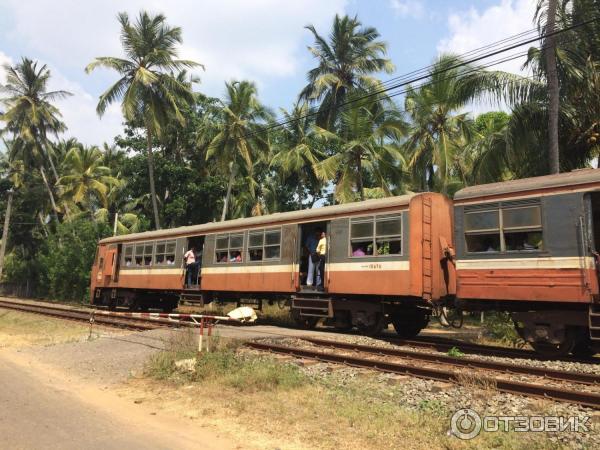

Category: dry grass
[0, 308, 98, 348]
[139, 331, 559, 450]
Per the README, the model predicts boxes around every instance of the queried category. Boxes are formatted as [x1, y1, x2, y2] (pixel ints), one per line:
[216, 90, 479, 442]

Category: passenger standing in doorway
[305, 227, 321, 288]
[316, 230, 327, 291]
[184, 246, 197, 287]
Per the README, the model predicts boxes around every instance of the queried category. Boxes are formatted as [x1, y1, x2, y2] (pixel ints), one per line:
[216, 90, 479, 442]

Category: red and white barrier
[90, 309, 237, 325]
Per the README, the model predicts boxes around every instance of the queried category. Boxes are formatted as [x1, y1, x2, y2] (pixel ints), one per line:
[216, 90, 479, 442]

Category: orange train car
[452, 169, 600, 356]
[91, 192, 455, 336]
[91, 169, 600, 355]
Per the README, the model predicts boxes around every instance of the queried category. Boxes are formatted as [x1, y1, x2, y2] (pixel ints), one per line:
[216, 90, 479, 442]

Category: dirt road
[0, 350, 238, 450]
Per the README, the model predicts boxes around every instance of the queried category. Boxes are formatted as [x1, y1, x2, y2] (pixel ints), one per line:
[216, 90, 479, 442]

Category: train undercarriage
[93, 286, 599, 357]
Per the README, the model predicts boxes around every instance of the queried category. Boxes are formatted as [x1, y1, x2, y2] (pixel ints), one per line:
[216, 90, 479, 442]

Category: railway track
[391, 335, 600, 364]
[3, 297, 600, 408]
[0, 299, 165, 331]
[246, 340, 600, 409]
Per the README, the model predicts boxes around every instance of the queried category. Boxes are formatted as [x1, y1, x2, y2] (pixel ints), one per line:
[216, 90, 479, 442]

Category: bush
[37, 219, 111, 302]
[145, 332, 306, 392]
[483, 311, 525, 347]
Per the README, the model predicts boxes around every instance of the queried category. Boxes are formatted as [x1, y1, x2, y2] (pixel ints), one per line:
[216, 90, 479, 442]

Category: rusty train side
[91, 192, 454, 336]
[90, 169, 600, 355]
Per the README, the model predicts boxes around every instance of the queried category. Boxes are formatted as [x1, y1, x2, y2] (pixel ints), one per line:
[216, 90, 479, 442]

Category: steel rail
[303, 338, 600, 385]
[391, 335, 600, 364]
[0, 300, 158, 331]
[246, 341, 600, 409]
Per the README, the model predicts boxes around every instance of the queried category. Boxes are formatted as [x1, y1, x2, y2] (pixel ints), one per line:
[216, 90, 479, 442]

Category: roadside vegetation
[141, 330, 560, 449]
[1, 1, 599, 303]
[0, 308, 100, 347]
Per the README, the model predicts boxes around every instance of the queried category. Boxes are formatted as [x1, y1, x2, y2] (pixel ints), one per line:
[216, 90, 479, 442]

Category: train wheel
[530, 337, 576, 358]
[291, 310, 319, 329]
[333, 311, 353, 332]
[356, 313, 386, 337]
[391, 311, 429, 338]
[571, 336, 597, 358]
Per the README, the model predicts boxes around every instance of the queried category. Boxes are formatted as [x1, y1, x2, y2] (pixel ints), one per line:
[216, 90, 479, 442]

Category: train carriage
[452, 169, 600, 356]
[91, 192, 455, 336]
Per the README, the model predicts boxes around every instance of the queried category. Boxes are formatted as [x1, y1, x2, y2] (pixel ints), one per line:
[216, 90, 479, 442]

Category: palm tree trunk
[546, 0, 560, 174]
[146, 129, 161, 230]
[39, 166, 60, 223]
[0, 189, 14, 280]
[356, 154, 365, 201]
[221, 162, 236, 221]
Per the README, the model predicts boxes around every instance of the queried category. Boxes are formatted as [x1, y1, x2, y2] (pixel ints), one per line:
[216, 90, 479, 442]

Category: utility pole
[546, 0, 560, 174]
[0, 189, 14, 281]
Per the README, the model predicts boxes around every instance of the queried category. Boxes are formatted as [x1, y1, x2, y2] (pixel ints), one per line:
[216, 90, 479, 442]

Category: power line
[240, 15, 600, 142]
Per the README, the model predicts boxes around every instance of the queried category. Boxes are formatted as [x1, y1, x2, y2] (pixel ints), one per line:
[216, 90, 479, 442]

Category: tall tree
[539, 0, 561, 173]
[0, 58, 71, 222]
[404, 54, 532, 193]
[86, 11, 201, 229]
[300, 14, 394, 129]
[58, 145, 120, 215]
[270, 102, 326, 209]
[314, 97, 406, 203]
[206, 81, 271, 221]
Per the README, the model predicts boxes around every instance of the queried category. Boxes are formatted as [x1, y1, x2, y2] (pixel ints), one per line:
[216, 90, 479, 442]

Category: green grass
[142, 332, 568, 449]
[146, 330, 305, 391]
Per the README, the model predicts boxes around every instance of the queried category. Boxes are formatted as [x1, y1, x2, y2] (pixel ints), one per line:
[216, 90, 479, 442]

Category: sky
[0, 0, 537, 146]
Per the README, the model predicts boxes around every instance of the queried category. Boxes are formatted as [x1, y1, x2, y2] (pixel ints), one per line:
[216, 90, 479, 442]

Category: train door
[587, 192, 600, 292]
[103, 245, 118, 286]
[184, 236, 205, 288]
[296, 221, 329, 292]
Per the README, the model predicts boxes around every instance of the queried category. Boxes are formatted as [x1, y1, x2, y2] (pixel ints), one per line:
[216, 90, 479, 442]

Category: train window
[134, 244, 144, 266]
[464, 210, 499, 231]
[166, 241, 176, 264]
[503, 206, 543, 251]
[464, 210, 501, 253]
[464, 205, 543, 253]
[264, 230, 281, 260]
[350, 218, 374, 256]
[143, 243, 153, 266]
[123, 245, 133, 267]
[229, 234, 244, 262]
[246, 228, 281, 261]
[350, 214, 402, 257]
[155, 242, 166, 264]
[215, 233, 245, 263]
[155, 240, 177, 265]
[375, 216, 402, 255]
[248, 231, 264, 261]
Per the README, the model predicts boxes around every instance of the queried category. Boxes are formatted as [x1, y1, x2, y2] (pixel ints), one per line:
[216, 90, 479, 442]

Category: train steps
[590, 304, 600, 341]
[292, 295, 333, 319]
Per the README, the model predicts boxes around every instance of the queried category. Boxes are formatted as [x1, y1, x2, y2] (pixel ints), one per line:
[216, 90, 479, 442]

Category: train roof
[454, 168, 600, 202]
[100, 192, 418, 244]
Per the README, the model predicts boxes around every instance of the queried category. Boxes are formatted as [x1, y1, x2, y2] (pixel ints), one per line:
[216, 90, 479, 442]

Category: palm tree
[0, 147, 25, 279]
[270, 102, 326, 209]
[58, 145, 120, 215]
[0, 58, 71, 222]
[314, 97, 407, 203]
[206, 81, 271, 221]
[403, 54, 533, 193]
[86, 11, 201, 229]
[300, 14, 394, 129]
[537, 0, 561, 173]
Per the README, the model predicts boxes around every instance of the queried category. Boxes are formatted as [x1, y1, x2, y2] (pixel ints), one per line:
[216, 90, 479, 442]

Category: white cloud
[1, 0, 347, 144]
[437, 0, 537, 75]
[389, 0, 425, 19]
[48, 67, 124, 146]
[0, 51, 12, 81]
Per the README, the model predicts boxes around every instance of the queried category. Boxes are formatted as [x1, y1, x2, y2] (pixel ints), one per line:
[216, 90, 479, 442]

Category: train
[90, 168, 600, 357]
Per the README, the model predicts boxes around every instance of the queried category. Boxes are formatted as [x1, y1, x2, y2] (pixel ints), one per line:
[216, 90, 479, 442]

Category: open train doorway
[184, 235, 205, 289]
[297, 221, 329, 292]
